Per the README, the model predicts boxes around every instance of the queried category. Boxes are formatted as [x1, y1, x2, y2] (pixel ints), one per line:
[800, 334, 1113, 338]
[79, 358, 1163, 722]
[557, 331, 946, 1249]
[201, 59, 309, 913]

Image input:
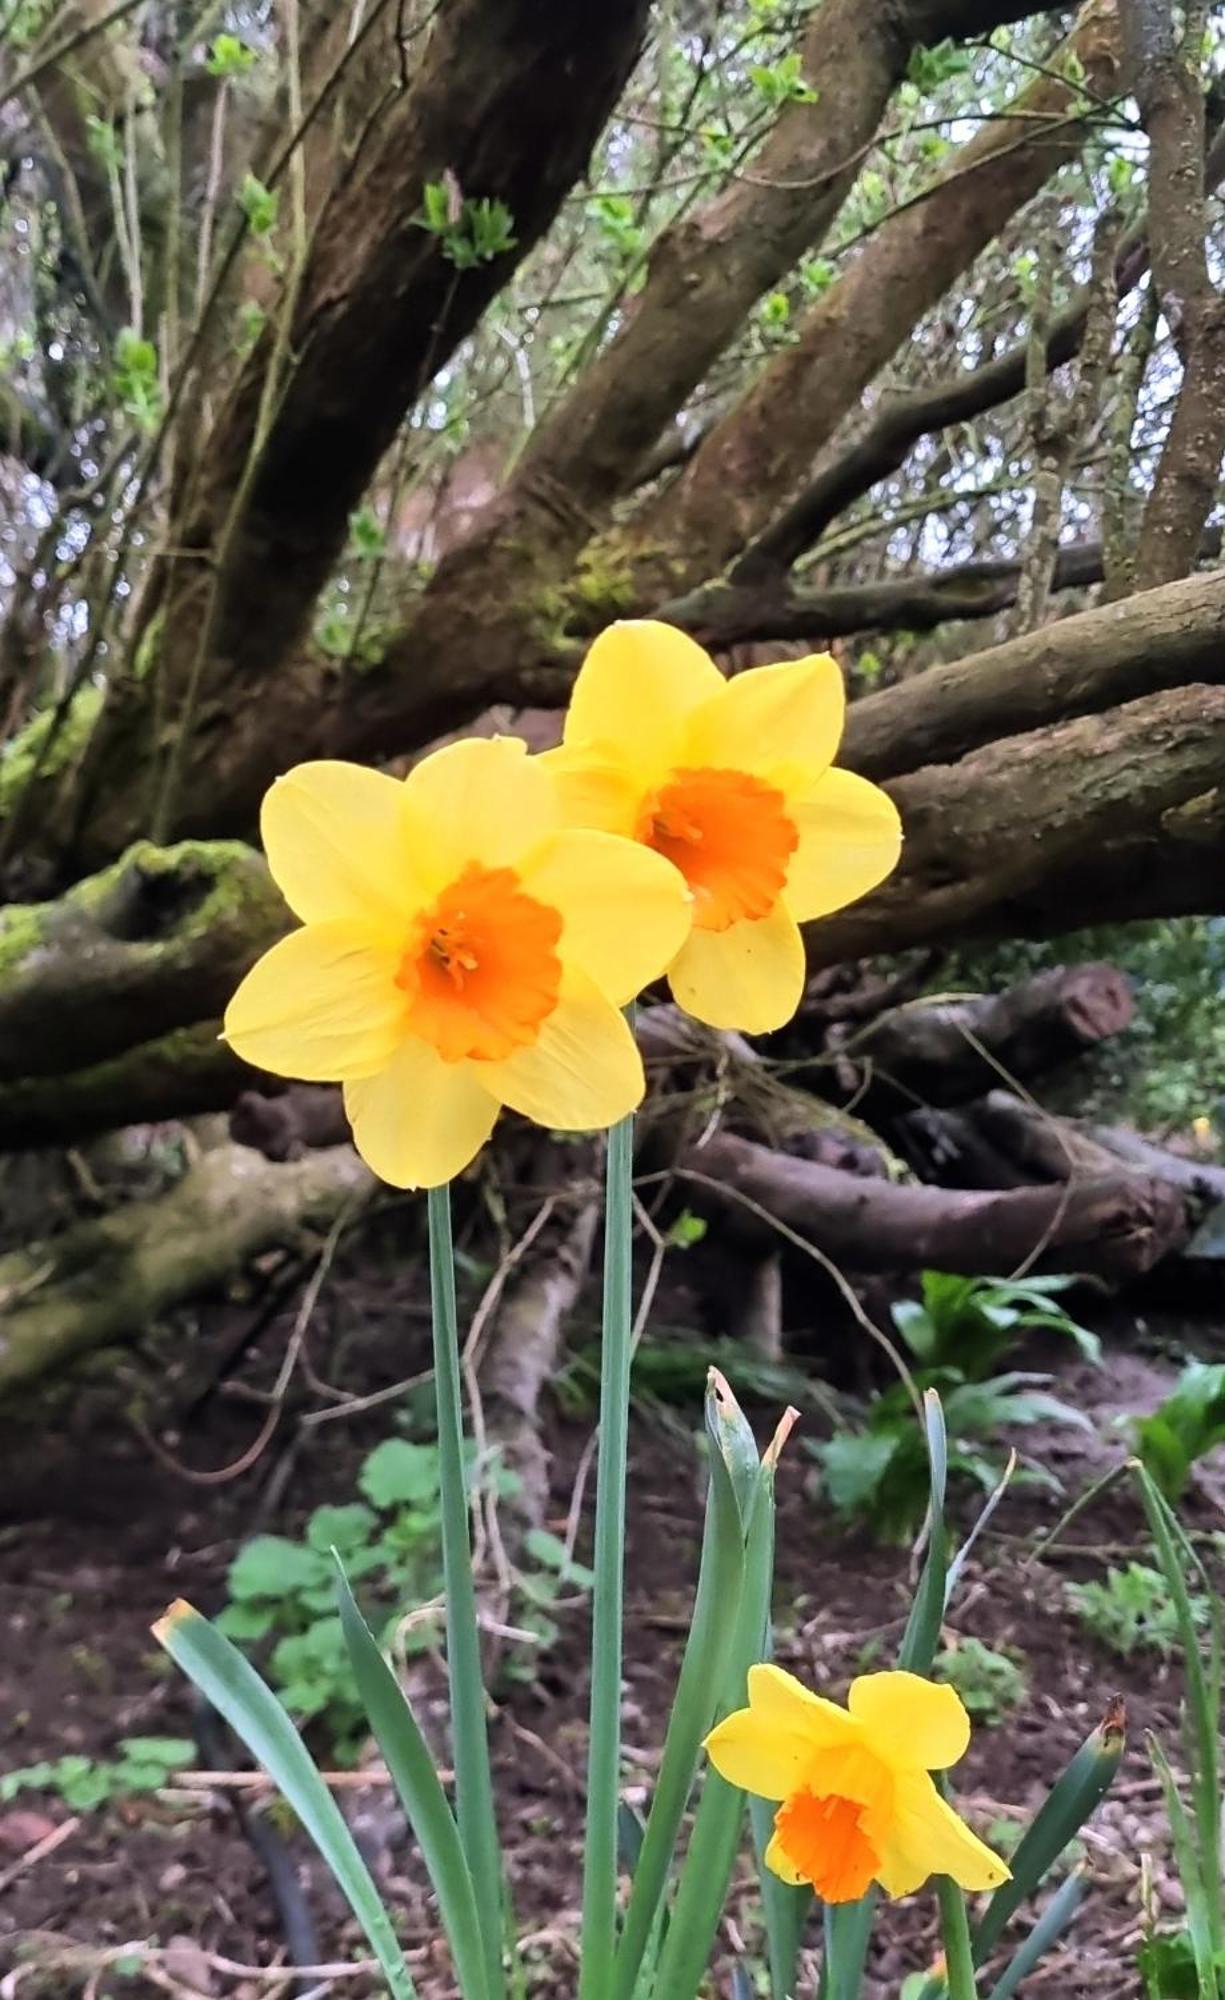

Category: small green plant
[809, 1271, 1098, 1540]
[2, 1737, 195, 1810]
[1067, 1561, 1210, 1659]
[747, 52, 818, 108]
[933, 1636, 1028, 1723]
[892, 1270, 1100, 1375]
[85, 115, 123, 171]
[217, 1438, 451, 1758]
[238, 172, 279, 238]
[502, 1529, 595, 1683]
[217, 1437, 570, 1752]
[112, 327, 161, 432]
[1135, 1361, 1225, 1502]
[905, 37, 973, 92]
[417, 182, 516, 268]
[589, 194, 646, 263]
[206, 32, 256, 79]
[1138, 1928, 1218, 1999]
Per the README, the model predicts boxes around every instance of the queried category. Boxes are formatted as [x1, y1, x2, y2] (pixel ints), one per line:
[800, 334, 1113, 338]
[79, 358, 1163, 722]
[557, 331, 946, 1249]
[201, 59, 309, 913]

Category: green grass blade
[427, 1184, 505, 2000]
[936, 1873, 976, 2000]
[335, 1564, 490, 2000]
[899, 1390, 948, 1675]
[1149, 1736, 1221, 2000]
[612, 1371, 750, 1999]
[580, 1111, 636, 2000]
[972, 1700, 1124, 1962]
[822, 1896, 877, 2000]
[154, 1600, 415, 2000]
[652, 1449, 776, 2000]
[1133, 1460, 1222, 1954]
[752, 1791, 809, 2000]
[985, 1867, 1087, 2000]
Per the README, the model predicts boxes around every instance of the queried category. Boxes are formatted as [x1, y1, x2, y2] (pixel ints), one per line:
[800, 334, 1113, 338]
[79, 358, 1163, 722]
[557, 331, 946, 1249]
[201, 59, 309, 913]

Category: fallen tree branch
[841, 567, 1225, 782]
[906, 1089, 1225, 1212]
[679, 1131, 1187, 1279]
[658, 536, 1178, 647]
[481, 1159, 599, 1552]
[827, 963, 1134, 1117]
[818, 683, 1225, 965]
[0, 838, 283, 1082]
[0, 1142, 372, 1397]
[0, 1023, 248, 1150]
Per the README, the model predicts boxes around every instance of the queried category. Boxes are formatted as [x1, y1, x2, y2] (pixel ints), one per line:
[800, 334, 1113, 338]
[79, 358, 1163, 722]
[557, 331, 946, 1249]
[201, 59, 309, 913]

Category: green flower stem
[427, 1184, 504, 2000]
[579, 1111, 635, 2000]
[937, 1874, 978, 2000]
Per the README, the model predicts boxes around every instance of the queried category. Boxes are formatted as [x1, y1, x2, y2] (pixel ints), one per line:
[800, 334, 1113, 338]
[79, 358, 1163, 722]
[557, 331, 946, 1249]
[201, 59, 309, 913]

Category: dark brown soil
[0, 1247, 1218, 2000]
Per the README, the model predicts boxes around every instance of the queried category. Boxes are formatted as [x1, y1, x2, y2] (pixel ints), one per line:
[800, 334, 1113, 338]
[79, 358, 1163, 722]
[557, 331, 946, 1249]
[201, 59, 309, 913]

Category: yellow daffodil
[224, 738, 691, 1188]
[705, 1664, 1010, 1904]
[543, 621, 902, 1034]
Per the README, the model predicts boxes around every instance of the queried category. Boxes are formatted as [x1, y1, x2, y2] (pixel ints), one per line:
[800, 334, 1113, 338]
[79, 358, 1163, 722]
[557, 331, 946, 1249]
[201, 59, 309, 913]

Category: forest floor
[0, 1231, 1221, 2000]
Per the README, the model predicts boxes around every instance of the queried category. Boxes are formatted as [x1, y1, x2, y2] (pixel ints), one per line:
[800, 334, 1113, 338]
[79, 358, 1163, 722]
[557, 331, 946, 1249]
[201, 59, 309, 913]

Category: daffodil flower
[704, 1664, 1010, 1903]
[224, 738, 691, 1188]
[544, 621, 902, 1033]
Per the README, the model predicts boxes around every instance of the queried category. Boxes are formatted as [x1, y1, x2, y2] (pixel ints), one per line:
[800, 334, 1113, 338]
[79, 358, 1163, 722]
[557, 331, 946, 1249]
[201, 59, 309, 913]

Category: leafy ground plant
[932, 1636, 1028, 1724]
[1134, 1360, 1225, 1502]
[809, 1271, 1097, 1541]
[1068, 1560, 1211, 1660]
[217, 1436, 586, 1748]
[218, 1438, 520, 1758]
[1, 1736, 195, 1809]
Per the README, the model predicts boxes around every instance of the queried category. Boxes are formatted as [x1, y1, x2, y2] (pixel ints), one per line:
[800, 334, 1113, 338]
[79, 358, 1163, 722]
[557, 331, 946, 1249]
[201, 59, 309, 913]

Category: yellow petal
[683, 655, 845, 782]
[536, 746, 643, 837]
[343, 1041, 500, 1189]
[260, 760, 430, 929]
[667, 899, 805, 1034]
[784, 767, 902, 924]
[224, 923, 403, 1081]
[848, 1672, 970, 1772]
[481, 968, 644, 1130]
[763, 1828, 809, 1887]
[704, 1697, 845, 1802]
[748, 1664, 862, 1747]
[874, 1772, 1011, 1899]
[403, 736, 558, 878]
[519, 829, 692, 1006]
[563, 621, 725, 784]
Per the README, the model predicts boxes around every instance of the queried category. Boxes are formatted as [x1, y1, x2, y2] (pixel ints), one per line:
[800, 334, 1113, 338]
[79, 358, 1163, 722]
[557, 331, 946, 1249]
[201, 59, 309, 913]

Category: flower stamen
[773, 1786, 880, 1903]
[397, 863, 563, 1063]
[636, 766, 796, 933]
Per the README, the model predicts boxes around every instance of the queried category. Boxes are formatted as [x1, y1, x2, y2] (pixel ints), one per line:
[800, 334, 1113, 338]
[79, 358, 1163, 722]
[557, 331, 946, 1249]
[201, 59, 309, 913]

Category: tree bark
[828, 964, 1134, 1118]
[841, 566, 1225, 781]
[680, 1131, 1186, 1279]
[1124, 0, 1225, 588]
[52, 0, 653, 869]
[0, 1141, 371, 1398]
[734, 113, 1225, 572]
[902, 1089, 1225, 1211]
[815, 683, 1225, 966]
[0, 1024, 248, 1151]
[630, 2, 1123, 591]
[0, 839, 283, 1082]
[659, 535, 1223, 648]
